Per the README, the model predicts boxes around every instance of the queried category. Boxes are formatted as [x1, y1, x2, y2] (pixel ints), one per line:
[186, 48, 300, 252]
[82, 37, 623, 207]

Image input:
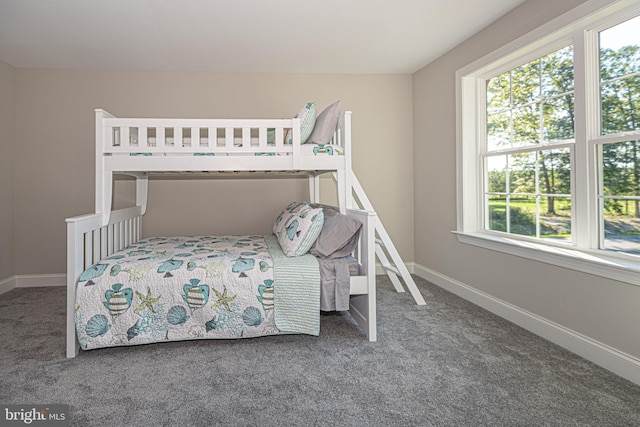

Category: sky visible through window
[600, 15, 640, 51]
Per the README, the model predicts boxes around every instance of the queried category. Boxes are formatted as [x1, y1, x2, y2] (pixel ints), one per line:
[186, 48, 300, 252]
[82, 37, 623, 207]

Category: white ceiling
[0, 0, 526, 74]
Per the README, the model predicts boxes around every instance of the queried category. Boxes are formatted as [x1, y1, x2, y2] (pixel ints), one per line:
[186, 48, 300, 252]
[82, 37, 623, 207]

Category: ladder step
[332, 170, 427, 305]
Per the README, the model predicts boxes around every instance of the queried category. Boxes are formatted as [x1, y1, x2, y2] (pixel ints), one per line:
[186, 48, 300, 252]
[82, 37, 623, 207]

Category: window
[456, 0, 640, 285]
[597, 14, 640, 254]
[485, 45, 574, 241]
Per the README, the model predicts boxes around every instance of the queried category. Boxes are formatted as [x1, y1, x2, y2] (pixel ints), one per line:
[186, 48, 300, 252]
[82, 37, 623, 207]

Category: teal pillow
[277, 204, 324, 257]
[273, 201, 309, 236]
[267, 128, 275, 145]
[268, 103, 317, 145]
[285, 102, 317, 144]
[298, 102, 317, 144]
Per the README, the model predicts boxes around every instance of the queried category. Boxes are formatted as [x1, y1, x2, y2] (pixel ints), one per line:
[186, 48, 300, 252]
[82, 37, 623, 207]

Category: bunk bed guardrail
[98, 109, 347, 157]
[66, 206, 144, 357]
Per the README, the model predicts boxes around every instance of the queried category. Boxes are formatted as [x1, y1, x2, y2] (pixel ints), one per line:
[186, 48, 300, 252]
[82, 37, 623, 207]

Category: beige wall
[13, 70, 413, 274]
[414, 0, 640, 360]
[0, 60, 15, 281]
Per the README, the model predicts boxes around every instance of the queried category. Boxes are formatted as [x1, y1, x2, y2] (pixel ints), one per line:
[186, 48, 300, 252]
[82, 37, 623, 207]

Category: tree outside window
[485, 45, 574, 242]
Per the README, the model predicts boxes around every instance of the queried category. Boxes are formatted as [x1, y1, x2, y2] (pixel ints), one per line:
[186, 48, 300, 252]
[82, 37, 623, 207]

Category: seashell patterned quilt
[74, 235, 319, 351]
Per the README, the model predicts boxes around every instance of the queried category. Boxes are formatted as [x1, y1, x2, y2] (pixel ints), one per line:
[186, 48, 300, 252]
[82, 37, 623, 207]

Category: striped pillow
[277, 204, 324, 257]
[273, 201, 310, 236]
[285, 102, 317, 144]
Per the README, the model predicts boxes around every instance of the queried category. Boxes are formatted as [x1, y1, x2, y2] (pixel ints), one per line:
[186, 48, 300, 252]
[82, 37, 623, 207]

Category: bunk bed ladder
[328, 172, 426, 305]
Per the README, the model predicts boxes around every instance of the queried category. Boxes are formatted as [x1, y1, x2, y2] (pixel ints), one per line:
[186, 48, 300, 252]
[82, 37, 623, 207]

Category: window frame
[455, 0, 640, 286]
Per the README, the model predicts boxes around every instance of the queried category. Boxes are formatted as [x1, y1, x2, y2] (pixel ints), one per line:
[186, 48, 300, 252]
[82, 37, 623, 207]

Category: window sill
[453, 231, 640, 287]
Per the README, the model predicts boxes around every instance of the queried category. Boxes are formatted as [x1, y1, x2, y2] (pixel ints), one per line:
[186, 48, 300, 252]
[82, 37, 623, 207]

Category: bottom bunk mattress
[74, 234, 320, 350]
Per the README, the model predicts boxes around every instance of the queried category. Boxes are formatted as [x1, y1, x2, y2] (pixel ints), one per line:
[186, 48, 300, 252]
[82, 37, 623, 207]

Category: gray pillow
[310, 204, 362, 259]
[306, 100, 341, 145]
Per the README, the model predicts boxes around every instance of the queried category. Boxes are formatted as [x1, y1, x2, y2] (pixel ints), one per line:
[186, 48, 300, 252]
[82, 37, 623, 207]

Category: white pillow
[277, 205, 324, 257]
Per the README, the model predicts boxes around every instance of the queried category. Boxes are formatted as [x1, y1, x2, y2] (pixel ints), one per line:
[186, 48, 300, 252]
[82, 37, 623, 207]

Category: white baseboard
[0, 276, 17, 295]
[411, 263, 640, 387]
[15, 273, 66, 288]
[0, 274, 65, 296]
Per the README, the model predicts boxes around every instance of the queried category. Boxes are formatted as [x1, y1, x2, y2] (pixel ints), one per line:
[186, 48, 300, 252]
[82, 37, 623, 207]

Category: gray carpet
[1, 275, 639, 426]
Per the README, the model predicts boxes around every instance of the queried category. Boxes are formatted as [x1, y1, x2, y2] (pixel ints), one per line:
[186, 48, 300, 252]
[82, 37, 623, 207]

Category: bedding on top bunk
[125, 142, 344, 157]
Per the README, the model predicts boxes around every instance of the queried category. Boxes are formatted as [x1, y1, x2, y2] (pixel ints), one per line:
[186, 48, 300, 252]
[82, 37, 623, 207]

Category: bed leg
[66, 219, 84, 358]
[66, 274, 80, 358]
[66, 285, 79, 358]
[349, 293, 377, 342]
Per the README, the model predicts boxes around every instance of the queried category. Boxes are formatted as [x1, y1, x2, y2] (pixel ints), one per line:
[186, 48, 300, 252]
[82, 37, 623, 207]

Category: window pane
[487, 155, 507, 193]
[539, 149, 572, 241]
[539, 148, 571, 196]
[509, 152, 536, 194]
[542, 45, 574, 96]
[600, 15, 640, 80]
[543, 95, 575, 141]
[484, 148, 573, 240]
[512, 104, 540, 147]
[487, 111, 510, 150]
[487, 71, 511, 115]
[511, 60, 540, 106]
[602, 140, 640, 197]
[600, 16, 640, 134]
[600, 140, 640, 255]
[486, 45, 574, 153]
[510, 196, 537, 237]
[487, 195, 507, 232]
[540, 197, 572, 240]
[601, 76, 640, 134]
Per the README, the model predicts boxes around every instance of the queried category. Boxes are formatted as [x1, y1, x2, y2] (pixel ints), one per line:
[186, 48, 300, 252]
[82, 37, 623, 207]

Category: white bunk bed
[66, 108, 377, 358]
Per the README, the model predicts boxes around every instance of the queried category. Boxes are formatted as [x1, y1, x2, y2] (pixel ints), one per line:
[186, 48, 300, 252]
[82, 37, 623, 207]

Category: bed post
[336, 170, 347, 213]
[66, 220, 83, 358]
[336, 111, 353, 214]
[347, 208, 377, 341]
[343, 111, 353, 211]
[308, 174, 320, 204]
[95, 109, 114, 225]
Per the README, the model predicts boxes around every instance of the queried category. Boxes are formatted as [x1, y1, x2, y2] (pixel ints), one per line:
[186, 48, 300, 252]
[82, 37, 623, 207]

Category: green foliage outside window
[484, 22, 640, 253]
